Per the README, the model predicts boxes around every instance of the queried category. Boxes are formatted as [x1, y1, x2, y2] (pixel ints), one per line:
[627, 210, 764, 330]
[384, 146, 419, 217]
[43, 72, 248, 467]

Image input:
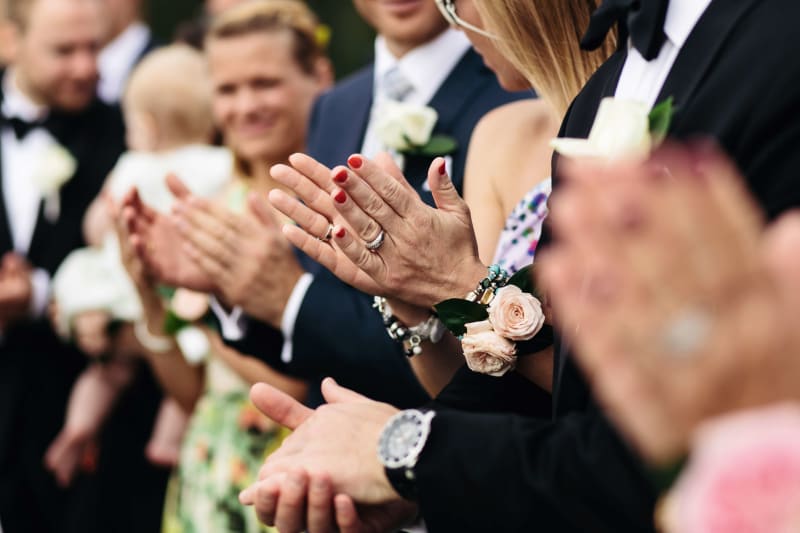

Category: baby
[47, 44, 232, 485]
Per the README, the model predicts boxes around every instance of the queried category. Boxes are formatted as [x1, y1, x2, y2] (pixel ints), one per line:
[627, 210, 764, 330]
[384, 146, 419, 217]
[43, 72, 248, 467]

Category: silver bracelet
[373, 297, 446, 357]
[134, 320, 174, 353]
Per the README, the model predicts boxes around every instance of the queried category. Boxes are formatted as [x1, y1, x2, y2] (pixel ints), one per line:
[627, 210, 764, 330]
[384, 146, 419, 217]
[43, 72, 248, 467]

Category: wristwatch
[377, 409, 436, 501]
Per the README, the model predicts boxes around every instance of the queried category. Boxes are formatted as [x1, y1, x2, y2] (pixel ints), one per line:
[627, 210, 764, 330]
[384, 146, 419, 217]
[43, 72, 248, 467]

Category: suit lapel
[0, 86, 17, 255]
[403, 49, 494, 189]
[657, 0, 759, 132]
[28, 112, 86, 267]
[334, 66, 374, 163]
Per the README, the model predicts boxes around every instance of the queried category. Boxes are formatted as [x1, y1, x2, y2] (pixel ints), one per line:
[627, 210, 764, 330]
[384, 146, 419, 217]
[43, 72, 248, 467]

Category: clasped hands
[239, 378, 418, 533]
[538, 142, 800, 464]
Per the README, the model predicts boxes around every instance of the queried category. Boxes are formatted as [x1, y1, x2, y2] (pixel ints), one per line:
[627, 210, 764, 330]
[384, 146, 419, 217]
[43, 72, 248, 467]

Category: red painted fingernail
[348, 155, 363, 169]
[335, 227, 346, 238]
[334, 190, 347, 204]
[333, 169, 348, 184]
[438, 160, 447, 176]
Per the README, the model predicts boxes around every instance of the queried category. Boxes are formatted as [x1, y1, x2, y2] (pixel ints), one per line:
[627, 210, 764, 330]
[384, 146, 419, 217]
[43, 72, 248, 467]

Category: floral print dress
[163, 357, 286, 533]
[492, 178, 551, 273]
[163, 180, 286, 533]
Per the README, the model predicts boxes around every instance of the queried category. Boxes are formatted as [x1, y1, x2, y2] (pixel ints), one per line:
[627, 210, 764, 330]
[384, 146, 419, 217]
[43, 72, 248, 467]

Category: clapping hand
[120, 177, 216, 293]
[270, 152, 486, 308]
[239, 378, 417, 532]
[0, 253, 33, 328]
[539, 142, 800, 463]
[169, 180, 304, 329]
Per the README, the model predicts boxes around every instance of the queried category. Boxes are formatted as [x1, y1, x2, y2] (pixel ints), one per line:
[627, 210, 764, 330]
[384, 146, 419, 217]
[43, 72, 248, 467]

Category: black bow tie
[0, 112, 64, 141]
[581, 0, 670, 61]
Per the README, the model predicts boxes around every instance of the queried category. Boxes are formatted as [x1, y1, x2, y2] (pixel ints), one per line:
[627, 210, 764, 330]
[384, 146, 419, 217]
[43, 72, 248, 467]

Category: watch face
[379, 411, 430, 469]
[387, 420, 423, 457]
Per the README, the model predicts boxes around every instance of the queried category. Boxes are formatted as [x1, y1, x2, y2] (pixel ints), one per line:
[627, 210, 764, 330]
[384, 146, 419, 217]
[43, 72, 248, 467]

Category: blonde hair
[123, 44, 215, 145]
[205, 0, 328, 75]
[475, 0, 615, 116]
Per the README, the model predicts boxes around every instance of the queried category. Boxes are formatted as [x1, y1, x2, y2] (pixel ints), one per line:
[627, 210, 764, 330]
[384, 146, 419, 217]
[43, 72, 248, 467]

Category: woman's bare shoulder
[471, 99, 561, 148]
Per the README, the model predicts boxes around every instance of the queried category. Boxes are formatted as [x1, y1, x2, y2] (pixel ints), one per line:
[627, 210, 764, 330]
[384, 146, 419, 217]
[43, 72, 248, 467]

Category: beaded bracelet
[134, 320, 174, 353]
[373, 297, 446, 357]
[465, 264, 510, 306]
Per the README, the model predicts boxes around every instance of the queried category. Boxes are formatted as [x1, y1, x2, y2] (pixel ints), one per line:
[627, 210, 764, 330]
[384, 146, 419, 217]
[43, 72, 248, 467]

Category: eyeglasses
[435, 0, 498, 39]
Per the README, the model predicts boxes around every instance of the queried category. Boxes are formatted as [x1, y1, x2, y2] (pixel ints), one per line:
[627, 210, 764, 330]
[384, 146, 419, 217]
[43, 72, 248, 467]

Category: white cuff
[209, 296, 246, 341]
[29, 268, 51, 318]
[279, 273, 314, 364]
[403, 518, 428, 533]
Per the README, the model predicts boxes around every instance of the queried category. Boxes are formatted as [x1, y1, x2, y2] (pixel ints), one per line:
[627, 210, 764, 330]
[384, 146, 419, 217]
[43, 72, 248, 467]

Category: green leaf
[434, 298, 489, 337]
[419, 134, 458, 157]
[163, 309, 189, 336]
[508, 265, 536, 294]
[156, 285, 176, 300]
[649, 96, 674, 146]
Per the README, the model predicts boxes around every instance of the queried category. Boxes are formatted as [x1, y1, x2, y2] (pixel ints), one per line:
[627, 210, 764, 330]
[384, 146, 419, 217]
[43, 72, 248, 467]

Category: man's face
[12, 0, 106, 111]
[353, 0, 448, 52]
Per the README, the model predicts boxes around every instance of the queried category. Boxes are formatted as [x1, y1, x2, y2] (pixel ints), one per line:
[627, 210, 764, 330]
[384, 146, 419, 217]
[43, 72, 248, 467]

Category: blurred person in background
[118, 2, 333, 530]
[0, 0, 13, 66]
[96, 0, 158, 104]
[0, 0, 125, 530]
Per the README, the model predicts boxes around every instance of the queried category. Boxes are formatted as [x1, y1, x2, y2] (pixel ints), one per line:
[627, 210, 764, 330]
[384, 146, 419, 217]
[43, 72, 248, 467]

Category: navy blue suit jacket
[233, 47, 529, 407]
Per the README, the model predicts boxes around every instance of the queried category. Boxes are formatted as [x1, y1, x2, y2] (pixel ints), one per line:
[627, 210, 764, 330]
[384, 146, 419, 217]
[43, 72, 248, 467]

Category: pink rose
[666, 404, 800, 533]
[171, 288, 209, 321]
[488, 285, 545, 341]
[461, 320, 517, 377]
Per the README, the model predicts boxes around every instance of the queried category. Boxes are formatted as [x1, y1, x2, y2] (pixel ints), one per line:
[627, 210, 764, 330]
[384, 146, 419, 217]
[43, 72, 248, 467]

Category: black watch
[377, 409, 435, 502]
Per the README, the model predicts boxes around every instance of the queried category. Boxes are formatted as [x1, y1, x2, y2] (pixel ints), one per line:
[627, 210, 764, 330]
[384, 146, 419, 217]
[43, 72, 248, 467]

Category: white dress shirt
[97, 22, 152, 105]
[614, 0, 713, 104]
[1, 70, 59, 318]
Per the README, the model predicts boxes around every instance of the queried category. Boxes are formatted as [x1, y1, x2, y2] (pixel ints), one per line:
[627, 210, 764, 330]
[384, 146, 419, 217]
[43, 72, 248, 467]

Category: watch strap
[385, 465, 420, 502]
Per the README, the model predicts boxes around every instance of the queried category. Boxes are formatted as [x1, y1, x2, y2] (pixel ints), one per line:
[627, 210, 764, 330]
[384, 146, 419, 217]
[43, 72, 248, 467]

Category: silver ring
[318, 223, 334, 242]
[660, 306, 713, 357]
[365, 230, 385, 252]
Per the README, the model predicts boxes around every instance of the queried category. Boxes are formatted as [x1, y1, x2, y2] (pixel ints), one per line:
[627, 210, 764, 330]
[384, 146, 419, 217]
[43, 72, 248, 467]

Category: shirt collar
[1, 69, 49, 121]
[373, 28, 471, 103]
[99, 21, 151, 68]
[663, 0, 713, 49]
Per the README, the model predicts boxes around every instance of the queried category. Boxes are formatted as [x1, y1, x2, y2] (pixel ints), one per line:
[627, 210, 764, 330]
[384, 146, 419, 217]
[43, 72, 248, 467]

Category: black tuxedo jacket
[416, 1, 800, 531]
[230, 48, 528, 407]
[0, 81, 125, 530]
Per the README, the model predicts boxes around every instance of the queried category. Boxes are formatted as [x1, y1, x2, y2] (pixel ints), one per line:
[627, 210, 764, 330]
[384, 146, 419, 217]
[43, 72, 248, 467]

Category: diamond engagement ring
[660, 307, 714, 357]
[365, 230, 385, 252]
[318, 223, 334, 242]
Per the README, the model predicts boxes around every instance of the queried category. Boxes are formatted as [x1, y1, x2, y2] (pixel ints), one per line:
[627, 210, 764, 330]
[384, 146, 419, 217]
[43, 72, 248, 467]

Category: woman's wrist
[448, 259, 489, 303]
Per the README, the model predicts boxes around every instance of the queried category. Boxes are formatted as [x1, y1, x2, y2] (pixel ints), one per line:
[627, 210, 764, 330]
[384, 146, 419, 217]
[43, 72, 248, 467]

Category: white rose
[551, 97, 652, 160]
[488, 285, 545, 341]
[32, 144, 76, 195]
[461, 320, 517, 377]
[374, 100, 438, 151]
[175, 326, 211, 365]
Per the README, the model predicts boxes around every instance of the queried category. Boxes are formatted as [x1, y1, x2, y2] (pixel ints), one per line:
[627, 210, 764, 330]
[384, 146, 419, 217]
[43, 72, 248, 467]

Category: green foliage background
[145, 1, 376, 79]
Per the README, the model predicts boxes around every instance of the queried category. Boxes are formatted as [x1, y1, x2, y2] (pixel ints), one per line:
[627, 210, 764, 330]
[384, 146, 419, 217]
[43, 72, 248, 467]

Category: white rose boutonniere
[551, 96, 674, 161]
[31, 144, 76, 222]
[374, 100, 458, 169]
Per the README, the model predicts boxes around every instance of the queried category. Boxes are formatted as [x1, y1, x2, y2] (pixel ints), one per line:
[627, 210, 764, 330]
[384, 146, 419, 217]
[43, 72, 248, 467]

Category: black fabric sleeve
[415, 406, 657, 533]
